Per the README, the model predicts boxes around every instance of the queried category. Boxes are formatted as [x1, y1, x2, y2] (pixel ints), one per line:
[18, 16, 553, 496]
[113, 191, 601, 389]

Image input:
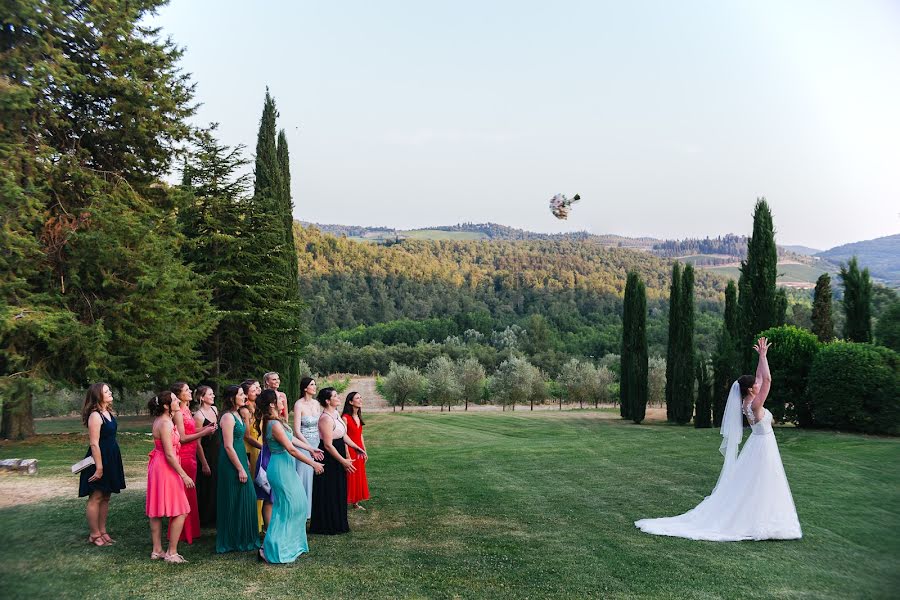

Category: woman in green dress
[255, 390, 324, 563]
[216, 384, 260, 554]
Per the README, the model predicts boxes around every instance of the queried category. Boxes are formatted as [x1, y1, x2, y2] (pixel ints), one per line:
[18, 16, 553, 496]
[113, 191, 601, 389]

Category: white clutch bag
[72, 456, 96, 474]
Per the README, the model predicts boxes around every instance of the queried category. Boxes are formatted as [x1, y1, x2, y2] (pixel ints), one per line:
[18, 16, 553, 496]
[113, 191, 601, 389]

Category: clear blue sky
[150, 0, 900, 249]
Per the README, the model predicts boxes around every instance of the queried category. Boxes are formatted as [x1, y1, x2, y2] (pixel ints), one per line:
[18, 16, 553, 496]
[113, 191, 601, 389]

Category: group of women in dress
[78, 374, 371, 565]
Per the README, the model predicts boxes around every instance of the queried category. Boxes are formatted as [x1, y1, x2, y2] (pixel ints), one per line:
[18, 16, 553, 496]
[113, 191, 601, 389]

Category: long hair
[737, 375, 756, 399]
[342, 391, 365, 426]
[147, 391, 176, 418]
[240, 379, 259, 402]
[221, 385, 241, 414]
[255, 389, 280, 439]
[300, 377, 315, 398]
[81, 383, 111, 426]
[194, 385, 212, 406]
[317, 387, 336, 408]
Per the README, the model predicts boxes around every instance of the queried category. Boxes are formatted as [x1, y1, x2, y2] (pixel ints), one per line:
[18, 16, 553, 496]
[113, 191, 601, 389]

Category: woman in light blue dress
[257, 390, 324, 563]
[293, 377, 324, 519]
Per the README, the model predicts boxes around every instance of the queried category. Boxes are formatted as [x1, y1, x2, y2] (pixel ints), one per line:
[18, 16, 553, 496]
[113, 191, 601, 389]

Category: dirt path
[344, 375, 389, 410]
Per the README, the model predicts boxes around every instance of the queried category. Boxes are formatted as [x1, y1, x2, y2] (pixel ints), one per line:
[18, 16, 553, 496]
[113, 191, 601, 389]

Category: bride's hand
[753, 337, 772, 356]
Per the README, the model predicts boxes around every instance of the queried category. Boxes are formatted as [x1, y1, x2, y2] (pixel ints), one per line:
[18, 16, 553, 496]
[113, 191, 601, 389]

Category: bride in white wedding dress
[635, 337, 802, 541]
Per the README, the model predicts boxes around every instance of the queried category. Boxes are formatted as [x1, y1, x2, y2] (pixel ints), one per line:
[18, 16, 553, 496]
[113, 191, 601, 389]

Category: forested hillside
[817, 234, 900, 286]
[295, 225, 728, 375]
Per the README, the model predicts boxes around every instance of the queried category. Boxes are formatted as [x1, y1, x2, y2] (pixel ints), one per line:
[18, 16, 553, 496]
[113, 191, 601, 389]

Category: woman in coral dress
[342, 392, 370, 510]
[146, 391, 193, 563]
[169, 382, 215, 543]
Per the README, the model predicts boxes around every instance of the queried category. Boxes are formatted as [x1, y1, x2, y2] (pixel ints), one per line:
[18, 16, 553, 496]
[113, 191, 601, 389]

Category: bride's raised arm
[751, 337, 773, 411]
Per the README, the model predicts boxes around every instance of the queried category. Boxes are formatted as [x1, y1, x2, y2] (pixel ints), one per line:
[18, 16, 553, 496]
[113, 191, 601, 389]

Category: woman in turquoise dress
[256, 390, 324, 563]
[216, 384, 260, 554]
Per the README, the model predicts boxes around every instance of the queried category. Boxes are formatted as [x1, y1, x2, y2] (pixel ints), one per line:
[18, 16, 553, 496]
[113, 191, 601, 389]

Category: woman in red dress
[341, 392, 370, 510]
[169, 382, 215, 543]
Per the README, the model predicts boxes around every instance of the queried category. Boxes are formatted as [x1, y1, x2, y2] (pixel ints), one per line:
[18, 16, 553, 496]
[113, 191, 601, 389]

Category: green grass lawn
[1, 412, 898, 599]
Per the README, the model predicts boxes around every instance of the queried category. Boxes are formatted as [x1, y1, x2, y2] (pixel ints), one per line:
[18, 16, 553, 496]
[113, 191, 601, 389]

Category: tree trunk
[595, 398, 598, 409]
[1, 388, 35, 440]
[579, 400, 583, 409]
[530, 399, 534, 411]
[559, 397, 562, 410]
[465, 398, 468, 411]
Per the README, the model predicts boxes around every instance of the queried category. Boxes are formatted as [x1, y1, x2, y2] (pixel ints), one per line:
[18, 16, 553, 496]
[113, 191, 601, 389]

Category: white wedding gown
[635, 406, 802, 541]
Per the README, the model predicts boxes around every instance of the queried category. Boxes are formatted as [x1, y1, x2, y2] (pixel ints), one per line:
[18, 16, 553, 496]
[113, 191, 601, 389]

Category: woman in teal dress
[216, 384, 260, 554]
[255, 390, 324, 563]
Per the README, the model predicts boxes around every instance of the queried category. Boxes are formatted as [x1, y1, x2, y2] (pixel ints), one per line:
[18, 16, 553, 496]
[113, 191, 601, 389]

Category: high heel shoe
[87, 534, 108, 547]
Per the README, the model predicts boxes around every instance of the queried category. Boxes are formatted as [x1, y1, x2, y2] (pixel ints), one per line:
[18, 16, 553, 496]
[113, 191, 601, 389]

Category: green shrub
[807, 342, 900, 435]
[757, 325, 820, 426]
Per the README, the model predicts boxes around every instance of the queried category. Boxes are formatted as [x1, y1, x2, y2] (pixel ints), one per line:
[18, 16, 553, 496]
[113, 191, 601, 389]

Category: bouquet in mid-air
[549, 193, 581, 220]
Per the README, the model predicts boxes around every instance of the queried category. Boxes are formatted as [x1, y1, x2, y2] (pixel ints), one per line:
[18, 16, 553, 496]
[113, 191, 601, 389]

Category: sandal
[164, 553, 188, 564]
[88, 534, 108, 547]
[101, 533, 116, 544]
[150, 551, 165, 560]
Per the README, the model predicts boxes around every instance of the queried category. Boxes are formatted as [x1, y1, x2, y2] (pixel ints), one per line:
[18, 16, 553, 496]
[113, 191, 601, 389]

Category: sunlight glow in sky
[150, 0, 900, 249]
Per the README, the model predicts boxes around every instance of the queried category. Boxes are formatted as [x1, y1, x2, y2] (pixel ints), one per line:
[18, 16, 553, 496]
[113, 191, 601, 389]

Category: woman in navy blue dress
[79, 383, 126, 546]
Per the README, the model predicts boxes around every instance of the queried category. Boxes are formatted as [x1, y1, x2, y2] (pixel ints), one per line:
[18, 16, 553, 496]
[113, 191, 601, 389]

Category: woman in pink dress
[146, 391, 194, 564]
[169, 382, 215, 543]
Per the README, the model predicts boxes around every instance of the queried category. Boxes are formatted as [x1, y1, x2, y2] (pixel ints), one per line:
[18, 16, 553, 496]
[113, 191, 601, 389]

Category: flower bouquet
[549, 193, 581, 220]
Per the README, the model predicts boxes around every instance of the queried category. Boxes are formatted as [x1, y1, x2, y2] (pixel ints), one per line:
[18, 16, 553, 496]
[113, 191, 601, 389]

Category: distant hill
[782, 245, 822, 256]
[817, 234, 900, 286]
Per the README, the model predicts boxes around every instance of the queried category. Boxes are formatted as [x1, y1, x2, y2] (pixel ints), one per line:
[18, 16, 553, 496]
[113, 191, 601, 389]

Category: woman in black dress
[79, 383, 126, 546]
[309, 388, 367, 535]
[193, 385, 219, 527]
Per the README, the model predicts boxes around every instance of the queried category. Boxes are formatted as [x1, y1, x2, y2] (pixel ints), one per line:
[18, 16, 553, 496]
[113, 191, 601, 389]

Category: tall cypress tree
[276, 129, 302, 401]
[840, 257, 872, 342]
[775, 288, 788, 326]
[694, 358, 712, 428]
[739, 198, 778, 369]
[713, 280, 740, 426]
[673, 264, 696, 424]
[664, 262, 682, 422]
[620, 272, 648, 423]
[811, 273, 834, 342]
[239, 90, 304, 380]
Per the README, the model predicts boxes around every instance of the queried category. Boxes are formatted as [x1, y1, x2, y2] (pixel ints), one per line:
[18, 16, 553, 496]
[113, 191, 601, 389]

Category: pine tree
[178, 126, 252, 389]
[739, 198, 778, 368]
[620, 272, 648, 423]
[811, 273, 834, 342]
[664, 262, 682, 422]
[1, 1, 214, 437]
[840, 257, 873, 342]
[713, 280, 740, 426]
[673, 264, 696, 424]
